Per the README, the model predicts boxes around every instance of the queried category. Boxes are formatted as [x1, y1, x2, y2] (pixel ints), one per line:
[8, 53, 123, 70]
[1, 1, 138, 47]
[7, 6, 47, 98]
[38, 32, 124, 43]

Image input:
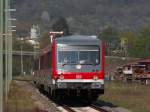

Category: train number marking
[76, 74, 82, 79]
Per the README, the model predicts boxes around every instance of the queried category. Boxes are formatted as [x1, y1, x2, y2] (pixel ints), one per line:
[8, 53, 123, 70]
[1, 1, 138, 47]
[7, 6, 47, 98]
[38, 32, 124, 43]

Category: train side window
[40, 56, 44, 69]
[35, 59, 38, 70]
[48, 51, 52, 69]
[44, 54, 47, 69]
[34, 60, 37, 70]
[42, 51, 51, 69]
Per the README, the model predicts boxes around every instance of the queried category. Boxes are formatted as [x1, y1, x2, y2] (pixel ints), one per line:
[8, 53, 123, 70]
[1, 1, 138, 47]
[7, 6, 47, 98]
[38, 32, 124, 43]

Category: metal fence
[0, 0, 13, 111]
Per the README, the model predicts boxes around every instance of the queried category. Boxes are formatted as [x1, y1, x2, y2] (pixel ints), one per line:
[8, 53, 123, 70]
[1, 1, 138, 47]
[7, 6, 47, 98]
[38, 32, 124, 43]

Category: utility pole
[0, 0, 4, 111]
[4, 0, 14, 102]
[21, 41, 23, 75]
[6, 0, 16, 90]
[0, 0, 14, 110]
[5, 0, 8, 102]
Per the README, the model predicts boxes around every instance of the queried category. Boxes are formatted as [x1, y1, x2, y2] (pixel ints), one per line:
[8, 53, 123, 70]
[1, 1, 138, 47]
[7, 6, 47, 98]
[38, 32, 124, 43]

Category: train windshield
[58, 45, 100, 65]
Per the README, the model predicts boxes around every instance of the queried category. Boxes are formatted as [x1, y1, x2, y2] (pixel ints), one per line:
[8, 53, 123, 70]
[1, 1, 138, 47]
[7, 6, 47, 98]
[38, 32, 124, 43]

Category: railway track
[54, 98, 109, 112]
[37, 88, 109, 112]
[61, 104, 77, 112]
[58, 104, 109, 112]
[90, 104, 109, 112]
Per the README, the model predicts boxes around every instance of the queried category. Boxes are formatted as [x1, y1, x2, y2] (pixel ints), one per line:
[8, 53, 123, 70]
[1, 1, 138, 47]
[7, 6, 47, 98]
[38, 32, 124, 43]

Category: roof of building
[122, 58, 150, 67]
[138, 58, 150, 63]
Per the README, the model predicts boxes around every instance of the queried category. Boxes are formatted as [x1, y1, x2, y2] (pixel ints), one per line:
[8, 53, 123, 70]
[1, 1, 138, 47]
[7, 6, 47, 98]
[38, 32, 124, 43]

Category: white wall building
[30, 25, 40, 39]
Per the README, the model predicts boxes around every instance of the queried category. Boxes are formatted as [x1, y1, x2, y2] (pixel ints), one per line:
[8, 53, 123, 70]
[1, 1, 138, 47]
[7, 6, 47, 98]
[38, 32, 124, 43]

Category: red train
[34, 32, 105, 100]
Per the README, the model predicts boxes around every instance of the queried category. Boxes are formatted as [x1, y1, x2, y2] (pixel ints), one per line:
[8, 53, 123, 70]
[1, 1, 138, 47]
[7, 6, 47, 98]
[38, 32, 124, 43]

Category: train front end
[52, 35, 104, 99]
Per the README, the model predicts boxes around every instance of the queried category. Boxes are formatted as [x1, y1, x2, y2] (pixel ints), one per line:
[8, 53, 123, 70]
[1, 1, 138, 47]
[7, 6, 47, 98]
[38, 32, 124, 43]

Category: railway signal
[49, 31, 64, 43]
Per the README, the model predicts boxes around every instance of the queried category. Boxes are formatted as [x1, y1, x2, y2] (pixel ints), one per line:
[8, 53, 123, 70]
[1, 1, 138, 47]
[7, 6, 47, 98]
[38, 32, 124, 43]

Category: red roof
[123, 58, 150, 67]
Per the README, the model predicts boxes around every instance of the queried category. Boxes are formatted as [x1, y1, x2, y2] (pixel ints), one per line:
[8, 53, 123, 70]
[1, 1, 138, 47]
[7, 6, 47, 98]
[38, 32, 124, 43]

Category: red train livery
[33, 32, 105, 100]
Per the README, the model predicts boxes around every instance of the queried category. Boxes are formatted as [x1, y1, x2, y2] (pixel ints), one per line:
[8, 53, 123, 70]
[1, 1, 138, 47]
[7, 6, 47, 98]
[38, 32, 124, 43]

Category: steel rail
[62, 104, 77, 112]
[75, 98, 109, 112]
[90, 104, 109, 112]
[31, 81, 110, 112]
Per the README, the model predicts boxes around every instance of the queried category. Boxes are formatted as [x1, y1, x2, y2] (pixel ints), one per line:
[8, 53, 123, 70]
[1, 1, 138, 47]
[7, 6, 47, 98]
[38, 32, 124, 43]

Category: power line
[0, 50, 39, 55]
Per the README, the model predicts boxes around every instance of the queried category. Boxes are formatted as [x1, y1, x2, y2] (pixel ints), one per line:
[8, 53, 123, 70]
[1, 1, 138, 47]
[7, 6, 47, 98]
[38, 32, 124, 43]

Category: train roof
[55, 35, 100, 44]
[39, 35, 100, 56]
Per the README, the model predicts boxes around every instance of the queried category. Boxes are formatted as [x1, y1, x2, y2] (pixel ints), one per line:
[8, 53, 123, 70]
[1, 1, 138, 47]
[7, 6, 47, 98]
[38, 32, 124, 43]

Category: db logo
[76, 74, 82, 79]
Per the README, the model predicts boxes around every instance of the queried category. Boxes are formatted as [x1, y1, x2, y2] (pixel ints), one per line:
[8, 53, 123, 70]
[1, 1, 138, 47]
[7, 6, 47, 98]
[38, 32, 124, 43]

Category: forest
[11, 0, 150, 75]
[12, 0, 150, 35]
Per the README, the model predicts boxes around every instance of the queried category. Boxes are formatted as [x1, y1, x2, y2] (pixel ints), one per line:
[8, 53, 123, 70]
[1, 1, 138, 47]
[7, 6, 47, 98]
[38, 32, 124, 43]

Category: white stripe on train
[52, 79, 104, 84]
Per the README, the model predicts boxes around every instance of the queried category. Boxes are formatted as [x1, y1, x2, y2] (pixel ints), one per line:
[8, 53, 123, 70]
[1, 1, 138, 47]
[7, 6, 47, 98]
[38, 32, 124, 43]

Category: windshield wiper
[91, 63, 97, 66]
[62, 63, 76, 66]
[62, 63, 67, 66]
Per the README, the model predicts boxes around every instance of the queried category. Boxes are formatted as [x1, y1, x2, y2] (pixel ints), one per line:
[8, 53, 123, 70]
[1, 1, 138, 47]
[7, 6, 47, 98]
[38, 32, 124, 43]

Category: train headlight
[91, 82, 101, 89]
[60, 75, 64, 80]
[93, 75, 98, 80]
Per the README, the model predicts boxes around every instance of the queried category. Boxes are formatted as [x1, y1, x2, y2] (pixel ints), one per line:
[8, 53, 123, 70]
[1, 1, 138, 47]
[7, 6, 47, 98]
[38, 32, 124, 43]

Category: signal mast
[49, 31, 64, 43]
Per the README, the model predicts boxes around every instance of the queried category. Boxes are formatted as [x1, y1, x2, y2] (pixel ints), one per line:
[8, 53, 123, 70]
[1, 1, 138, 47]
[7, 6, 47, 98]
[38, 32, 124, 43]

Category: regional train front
[52, 35, 105, 100]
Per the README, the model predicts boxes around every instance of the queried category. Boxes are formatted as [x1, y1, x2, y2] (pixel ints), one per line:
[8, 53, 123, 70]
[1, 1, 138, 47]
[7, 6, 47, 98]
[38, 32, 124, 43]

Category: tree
[139, 27, 150, 38]
[39, 32, 50, 49]
[133, 27, 150, 57]
[99, 26, 119, 56]
[52, 17, 70, 35]
[119, 27, 150, 58]
[119, 31, 136, 57]
[100, 26, 119, 42]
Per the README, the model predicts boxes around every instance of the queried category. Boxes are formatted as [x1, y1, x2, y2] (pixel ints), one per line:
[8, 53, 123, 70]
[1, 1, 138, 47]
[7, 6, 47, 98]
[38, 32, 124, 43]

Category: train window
[44, 54, 48, 69]
[34, 59, 38, 70]
[57, 45, 100, 65]
[58, 51, 78, 64]
[79, 51, 99, 65]
[40, 56, 44, 69]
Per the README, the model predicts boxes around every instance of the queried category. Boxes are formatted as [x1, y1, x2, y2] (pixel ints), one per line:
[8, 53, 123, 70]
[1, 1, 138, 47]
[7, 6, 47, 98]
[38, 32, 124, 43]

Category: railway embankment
[6, 79, 134, 112]
[6, 80, 59, 112]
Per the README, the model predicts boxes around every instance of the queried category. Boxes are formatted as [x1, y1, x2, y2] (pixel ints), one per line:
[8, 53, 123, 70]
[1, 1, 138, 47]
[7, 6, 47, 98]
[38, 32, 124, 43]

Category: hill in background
[13, 0, 150, 36]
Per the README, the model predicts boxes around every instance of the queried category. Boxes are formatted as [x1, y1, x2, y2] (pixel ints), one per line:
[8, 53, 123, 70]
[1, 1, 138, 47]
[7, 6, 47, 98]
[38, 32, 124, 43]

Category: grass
[99, 81, 150, 112]
[5, 81, 37, 112]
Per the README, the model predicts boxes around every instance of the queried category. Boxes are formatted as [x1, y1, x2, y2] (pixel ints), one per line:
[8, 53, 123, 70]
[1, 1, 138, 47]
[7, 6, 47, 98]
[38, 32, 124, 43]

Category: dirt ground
[5, 80, 59, 112]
